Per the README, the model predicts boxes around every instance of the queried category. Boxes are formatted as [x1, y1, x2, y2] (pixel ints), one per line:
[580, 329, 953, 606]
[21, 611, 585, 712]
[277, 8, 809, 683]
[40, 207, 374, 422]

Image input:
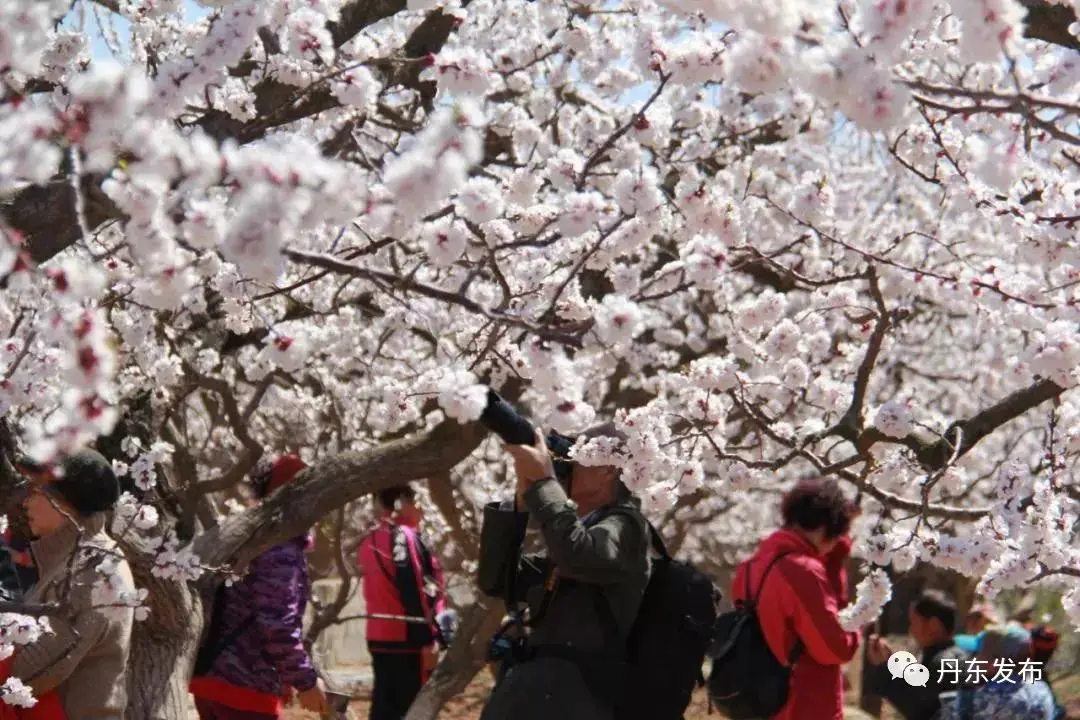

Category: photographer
[476, 421, 649, 720]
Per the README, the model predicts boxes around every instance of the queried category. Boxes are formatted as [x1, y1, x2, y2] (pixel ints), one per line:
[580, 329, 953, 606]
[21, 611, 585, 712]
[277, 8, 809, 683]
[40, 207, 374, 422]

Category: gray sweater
[12, 515, 134, 719]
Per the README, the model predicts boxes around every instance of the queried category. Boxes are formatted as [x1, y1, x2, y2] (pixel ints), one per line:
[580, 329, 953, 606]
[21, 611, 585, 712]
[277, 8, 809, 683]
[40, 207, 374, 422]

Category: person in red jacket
[356, 484, 447, 720]
[732, 478, 860, 720]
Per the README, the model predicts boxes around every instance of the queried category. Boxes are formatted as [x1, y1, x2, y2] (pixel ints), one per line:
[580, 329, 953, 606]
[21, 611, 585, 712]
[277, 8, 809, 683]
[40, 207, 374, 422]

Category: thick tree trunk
[404, 598, 504, 720]
[124, 567, 204, 719]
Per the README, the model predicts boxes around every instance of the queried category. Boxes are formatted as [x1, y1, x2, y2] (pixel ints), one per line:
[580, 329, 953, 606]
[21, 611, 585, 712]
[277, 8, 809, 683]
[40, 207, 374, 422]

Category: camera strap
[503, 495, 528, 621]
[527, 566, 560, 628]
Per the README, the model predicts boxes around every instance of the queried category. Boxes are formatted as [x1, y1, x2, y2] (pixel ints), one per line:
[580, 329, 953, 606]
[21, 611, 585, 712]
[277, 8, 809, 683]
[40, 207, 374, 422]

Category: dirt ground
[279, 655, 1080, 719]
[280, 678, 882, 719]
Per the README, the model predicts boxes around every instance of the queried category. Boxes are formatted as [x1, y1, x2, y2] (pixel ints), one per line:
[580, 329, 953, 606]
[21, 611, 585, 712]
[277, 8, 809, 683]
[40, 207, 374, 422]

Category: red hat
[250, 454, 307, 497]
[1030, 625, 1059, 653]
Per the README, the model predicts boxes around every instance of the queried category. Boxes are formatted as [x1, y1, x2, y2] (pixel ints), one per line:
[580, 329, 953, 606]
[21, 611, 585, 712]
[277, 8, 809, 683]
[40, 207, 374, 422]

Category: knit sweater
[11, 515, 135, 719]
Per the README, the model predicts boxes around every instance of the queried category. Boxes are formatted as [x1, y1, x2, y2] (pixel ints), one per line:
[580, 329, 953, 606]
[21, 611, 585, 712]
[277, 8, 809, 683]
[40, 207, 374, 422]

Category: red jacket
[732, 529, 859, 720]
[0, 657, 66, 720]
[357, 519, 446, 653]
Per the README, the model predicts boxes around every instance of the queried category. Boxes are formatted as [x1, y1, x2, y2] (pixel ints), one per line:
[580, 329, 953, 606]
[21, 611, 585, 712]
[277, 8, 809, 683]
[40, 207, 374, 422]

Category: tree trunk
[858, 634, 883, 717]
[953, 574, 978, 620]
[125, 570, 204, 719]
[404, 598, 504, 720]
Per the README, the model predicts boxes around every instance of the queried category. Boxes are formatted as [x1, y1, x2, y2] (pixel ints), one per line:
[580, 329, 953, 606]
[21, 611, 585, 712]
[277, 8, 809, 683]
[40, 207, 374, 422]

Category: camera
[487, 615, 529, 666]
[478, 389, 574, 484]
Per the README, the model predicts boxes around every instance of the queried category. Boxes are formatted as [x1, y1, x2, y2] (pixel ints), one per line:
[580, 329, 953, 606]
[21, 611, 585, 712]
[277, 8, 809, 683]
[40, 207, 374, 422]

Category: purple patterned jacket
[202, 534, 318, 696]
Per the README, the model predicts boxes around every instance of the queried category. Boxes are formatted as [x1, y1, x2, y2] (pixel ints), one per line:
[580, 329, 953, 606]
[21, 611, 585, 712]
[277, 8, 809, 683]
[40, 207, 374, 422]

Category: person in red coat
[732, 478, 860, 720]
[356, 484, 448, 720]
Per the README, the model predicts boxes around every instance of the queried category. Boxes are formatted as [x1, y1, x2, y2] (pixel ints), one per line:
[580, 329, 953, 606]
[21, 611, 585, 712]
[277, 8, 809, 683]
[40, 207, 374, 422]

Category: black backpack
[598, 515, 722, 720]
[707, 551, 801, 719]
[193, 583, 252, 677]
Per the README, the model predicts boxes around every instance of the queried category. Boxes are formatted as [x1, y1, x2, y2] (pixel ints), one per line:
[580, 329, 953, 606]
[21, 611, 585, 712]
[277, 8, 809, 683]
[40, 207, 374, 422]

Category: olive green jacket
[477, 479, 650, 720]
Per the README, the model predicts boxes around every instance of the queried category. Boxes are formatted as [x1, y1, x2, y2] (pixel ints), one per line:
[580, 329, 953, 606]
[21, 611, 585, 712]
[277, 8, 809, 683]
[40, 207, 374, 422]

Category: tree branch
[838, 267, 891, 437]
[306, 507, 355, 643]
[913, 377, 1067, 469]
[284, 248, 590, 346]
[0, 600, 62, 617]
[845, 378, 1068, 470]
[426, 471, 477, 562]
[193, 418, 487, 569]
[1018, 0, 1080, 51]
[186, 368, 262, 456]
[576, 73, 670, 190]
[3, 2, 460, 266]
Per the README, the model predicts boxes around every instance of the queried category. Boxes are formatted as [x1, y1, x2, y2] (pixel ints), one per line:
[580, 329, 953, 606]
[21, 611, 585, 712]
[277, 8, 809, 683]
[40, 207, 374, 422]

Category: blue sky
[70, 0, 209, 63]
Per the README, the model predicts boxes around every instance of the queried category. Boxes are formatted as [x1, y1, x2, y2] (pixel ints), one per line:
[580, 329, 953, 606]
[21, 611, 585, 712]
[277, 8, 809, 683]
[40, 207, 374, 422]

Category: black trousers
[370, 652, 424, 720]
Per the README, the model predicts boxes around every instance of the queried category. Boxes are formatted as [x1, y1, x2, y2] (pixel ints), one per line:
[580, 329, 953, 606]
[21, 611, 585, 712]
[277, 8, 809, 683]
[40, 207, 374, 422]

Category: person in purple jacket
[190, 454, 327, 719]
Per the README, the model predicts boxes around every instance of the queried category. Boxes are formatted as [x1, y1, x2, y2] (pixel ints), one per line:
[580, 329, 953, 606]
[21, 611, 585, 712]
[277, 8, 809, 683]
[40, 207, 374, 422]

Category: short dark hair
[51, 450, 120, 518]
[912, 590, 957, 633]
[780, 478, 856, 538]
[376, 484, 415, 510]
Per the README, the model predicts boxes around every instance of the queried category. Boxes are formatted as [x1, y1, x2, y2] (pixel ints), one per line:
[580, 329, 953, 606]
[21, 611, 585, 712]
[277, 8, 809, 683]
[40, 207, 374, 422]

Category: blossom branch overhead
[0, 0, 1076, 667]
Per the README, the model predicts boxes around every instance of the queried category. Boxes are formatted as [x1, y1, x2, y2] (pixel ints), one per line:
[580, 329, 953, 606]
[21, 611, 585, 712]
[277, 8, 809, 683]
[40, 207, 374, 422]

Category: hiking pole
[335, 612, 432, 624]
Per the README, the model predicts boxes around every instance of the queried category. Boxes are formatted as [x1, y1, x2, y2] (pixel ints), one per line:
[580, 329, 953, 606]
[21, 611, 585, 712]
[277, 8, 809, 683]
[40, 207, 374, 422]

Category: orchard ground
[279, 676, 880, 720]
[277, 646, 1080, 720]
[279, 676, 1080, 720]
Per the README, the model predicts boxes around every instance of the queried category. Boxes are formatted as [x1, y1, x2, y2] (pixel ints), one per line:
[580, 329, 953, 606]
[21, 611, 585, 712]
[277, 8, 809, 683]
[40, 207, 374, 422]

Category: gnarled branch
[193, 418, 487, 569]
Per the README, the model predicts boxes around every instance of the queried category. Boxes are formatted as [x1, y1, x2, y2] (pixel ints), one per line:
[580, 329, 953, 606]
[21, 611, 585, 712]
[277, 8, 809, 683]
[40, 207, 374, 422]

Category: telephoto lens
[479, 389, 539, 445]
[478, 389, 575, 483]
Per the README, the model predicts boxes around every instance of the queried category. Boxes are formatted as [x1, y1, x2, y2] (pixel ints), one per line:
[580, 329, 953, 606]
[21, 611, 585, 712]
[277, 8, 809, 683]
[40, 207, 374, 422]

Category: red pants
[194, 698, 277, 720]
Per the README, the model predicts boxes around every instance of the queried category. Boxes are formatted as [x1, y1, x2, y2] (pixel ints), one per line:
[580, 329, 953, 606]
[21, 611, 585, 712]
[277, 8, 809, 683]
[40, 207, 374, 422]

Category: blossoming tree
[0, 0, 1079, 716]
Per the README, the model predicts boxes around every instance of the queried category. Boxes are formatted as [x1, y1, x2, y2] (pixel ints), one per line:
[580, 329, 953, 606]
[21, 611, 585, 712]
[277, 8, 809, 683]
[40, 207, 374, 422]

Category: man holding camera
[477, 424, 650, 720]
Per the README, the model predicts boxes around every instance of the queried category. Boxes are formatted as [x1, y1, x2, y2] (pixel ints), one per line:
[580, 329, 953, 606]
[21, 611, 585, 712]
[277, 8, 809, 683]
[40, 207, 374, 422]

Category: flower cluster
[839, 569, 893, 631]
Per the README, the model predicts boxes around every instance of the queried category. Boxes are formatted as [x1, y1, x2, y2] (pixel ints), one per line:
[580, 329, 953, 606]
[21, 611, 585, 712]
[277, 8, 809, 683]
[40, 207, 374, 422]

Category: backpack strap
[646, 521, 670, 560]
[527, 566, 560, 628]
[748, 551, 792, 605]
[746, 551, 803, 665]
[589, 508, 649, 657]
[193, 584, 259, 676]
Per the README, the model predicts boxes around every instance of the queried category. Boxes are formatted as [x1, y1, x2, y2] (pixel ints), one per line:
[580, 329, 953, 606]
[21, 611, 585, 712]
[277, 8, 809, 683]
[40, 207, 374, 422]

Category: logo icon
[889, 650, 929, 687]
[903, 663, 930, 687]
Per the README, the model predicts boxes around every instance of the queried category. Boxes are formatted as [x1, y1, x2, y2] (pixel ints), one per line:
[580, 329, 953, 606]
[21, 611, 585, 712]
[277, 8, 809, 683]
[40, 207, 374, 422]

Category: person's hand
[296, 679, 327, 714]
[505, 428, 556, 494]
[866, 634, 892, 666]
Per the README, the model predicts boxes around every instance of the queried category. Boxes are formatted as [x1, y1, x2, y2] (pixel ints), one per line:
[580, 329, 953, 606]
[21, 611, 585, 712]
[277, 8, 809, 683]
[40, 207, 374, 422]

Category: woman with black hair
[730, 477, 861, 720]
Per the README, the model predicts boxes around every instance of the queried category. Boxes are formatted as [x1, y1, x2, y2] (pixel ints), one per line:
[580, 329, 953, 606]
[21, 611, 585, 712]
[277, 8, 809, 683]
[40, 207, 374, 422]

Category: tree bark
[117, 418, 485, 719]
[108, 419, 485, 719]
[124, 571, 203, 720]
[306, 508, 356, 644]
[194, 419, 487, 570]
[404, 598, 504, 720]
[427, 471, 478, 562]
